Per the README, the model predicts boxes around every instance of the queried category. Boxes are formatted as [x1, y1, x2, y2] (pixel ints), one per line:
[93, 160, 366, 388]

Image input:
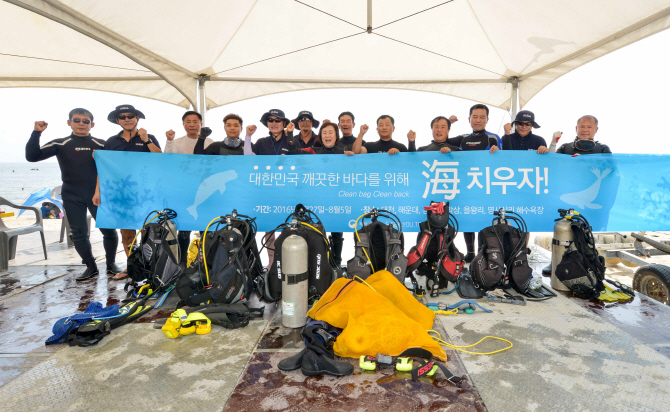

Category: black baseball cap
[514, 110, 540, 128]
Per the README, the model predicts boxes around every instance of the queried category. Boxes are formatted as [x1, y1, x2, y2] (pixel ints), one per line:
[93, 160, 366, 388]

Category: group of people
[25, 102, 611, 281]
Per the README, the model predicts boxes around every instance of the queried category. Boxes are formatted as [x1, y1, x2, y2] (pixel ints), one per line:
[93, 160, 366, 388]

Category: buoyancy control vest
[406, 202, 465, 297]
[125, 209, 183, 298]
[347, 209, 408, 282]
[470, 209, 532, 293]
[263, 205, 339, 302]
[176, 212, 259, 306]
[554, 210, 607, 298]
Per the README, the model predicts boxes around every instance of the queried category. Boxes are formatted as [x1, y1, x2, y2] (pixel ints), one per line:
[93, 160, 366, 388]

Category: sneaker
[76, 266, 99, 281]
[301, 348, 354, 377]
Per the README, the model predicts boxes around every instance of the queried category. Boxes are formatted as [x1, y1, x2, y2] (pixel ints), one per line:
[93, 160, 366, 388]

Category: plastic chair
[52, 186, 91, 247]
[0, 197, 48, 271]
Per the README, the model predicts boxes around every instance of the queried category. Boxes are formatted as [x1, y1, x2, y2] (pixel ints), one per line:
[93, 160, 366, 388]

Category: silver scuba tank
[551, 217, 573, 291]
[282, 235, 309, 328]
[165, 220, 179, 260]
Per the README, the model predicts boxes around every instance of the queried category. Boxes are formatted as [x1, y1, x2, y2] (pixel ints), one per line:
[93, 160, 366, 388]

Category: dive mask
[573, 138, 596, 152]
[224, 137, 241, 148]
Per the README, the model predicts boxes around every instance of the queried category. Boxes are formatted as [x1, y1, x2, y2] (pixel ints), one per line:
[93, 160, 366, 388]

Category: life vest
[347, 209, 408, 282]
[470, 209, 532, 293]
[406, 202, 464, 297]
[125, 209, 183, 298]
[176, 212, 259, 306]
[554, 211, 606, 298]
[263, 204, 339, 302]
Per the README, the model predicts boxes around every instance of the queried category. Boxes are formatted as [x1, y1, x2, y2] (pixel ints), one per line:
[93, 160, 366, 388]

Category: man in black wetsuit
[194, 114, 257, 156]
[291, 111, 319, 149]
[408, 116, 461, 153]
[447, 104, 501, 263]
[541, 115, 613, 275]
[556, 115, 611, 155]
[26, 108, 120, 281]
[95, 104, 161, 280]
[352, 115, 409, 155]
[502, 110, 549, 153]
[337, 112, 364, 151]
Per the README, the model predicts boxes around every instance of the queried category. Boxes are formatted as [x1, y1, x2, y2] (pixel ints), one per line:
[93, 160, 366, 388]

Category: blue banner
[95, 150, 670, 232]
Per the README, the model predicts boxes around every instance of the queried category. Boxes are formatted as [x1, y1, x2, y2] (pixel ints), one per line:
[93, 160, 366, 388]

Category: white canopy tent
[2, 0, 670, 122]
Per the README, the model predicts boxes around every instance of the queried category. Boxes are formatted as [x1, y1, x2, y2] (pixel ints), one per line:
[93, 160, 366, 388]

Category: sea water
[0, 162, 63, 215]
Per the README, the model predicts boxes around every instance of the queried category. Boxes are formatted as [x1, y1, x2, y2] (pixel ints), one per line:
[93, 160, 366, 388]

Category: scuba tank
[282, 235, 309, 328]
[551, 209, 574, 291]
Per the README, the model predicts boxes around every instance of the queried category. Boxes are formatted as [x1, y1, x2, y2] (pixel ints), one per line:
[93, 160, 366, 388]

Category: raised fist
[449, 115, 458, 124]
[138, 128, 149, 142]
[286, 122, 295, 133]
[322, 119, 331, 125]
[407, 130, 416, 142]
[246, 125, 257, 137]
[360, 124, 369, 135]
[552, 131, 562, 145]
[34, 121, 48, 132]
[504, 123, 512, 135]
[199, 127, 212, 139]
[166, 130, 176, 141]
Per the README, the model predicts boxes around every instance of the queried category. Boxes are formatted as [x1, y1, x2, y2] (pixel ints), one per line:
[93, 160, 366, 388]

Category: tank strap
[355, 241, 370, 248]
[286, 271, 309, 284]
[552, 239, 572, 247]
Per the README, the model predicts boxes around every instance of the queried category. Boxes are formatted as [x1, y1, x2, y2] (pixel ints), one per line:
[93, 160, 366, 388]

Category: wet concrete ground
[1, 230, 670, 411]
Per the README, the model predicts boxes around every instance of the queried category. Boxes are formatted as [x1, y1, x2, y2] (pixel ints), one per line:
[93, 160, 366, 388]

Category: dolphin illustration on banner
[560, 167, 612, 209]
[187, 170, 238, 219]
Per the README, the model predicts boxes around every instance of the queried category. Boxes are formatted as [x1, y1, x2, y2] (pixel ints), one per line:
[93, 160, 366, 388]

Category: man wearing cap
[252, 109, 296, 155]
[556, 115, 611, 155]
[95, 104, 161, 279]
[292, 111, 319, 149]
[26, 108, 120, 281]
[164, 111, 213, 263]
[502, 110, 548, 153]
[352, 115, 409, 155]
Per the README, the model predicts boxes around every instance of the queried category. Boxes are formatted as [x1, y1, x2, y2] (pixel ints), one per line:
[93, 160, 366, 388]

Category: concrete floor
[1, 219, 670, 411]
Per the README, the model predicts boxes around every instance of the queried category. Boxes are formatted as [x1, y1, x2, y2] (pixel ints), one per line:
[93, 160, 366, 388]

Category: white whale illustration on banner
[560, 167, 612, 209]
[187, 170, 238, 219]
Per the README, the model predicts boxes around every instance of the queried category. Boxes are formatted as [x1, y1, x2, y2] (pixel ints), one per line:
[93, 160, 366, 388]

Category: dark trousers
[177, 231, 191, 264]
[330, 232, 344, 267]
[464, 232, 475, 253]
[62, 196, 118, 267]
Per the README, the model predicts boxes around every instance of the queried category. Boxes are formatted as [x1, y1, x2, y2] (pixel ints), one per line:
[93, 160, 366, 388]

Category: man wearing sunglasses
[291, 111, 319, 149]
[96, 104, 161, 279]
[501, 111, 548, 153]
[252, 109, 296, 155]
[26, 108, 120, 281]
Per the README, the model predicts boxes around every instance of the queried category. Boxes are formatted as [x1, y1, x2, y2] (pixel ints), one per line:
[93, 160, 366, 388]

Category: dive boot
[301, 348, 353, 377]
[541, 263, 552, 275]
[464, 252, 475, 264]
[278, 349, 306, 371]
[76, 265, 99, 281]
[106, 262, 123, 275]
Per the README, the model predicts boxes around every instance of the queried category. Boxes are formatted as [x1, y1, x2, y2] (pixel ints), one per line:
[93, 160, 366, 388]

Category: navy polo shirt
[502, 132, 547, 151]
[103, 131, 161, 152]
[252, 133, 295, 155]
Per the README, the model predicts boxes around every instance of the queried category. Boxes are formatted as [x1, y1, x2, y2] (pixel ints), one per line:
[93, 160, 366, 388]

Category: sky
[1, 29, 669, 163]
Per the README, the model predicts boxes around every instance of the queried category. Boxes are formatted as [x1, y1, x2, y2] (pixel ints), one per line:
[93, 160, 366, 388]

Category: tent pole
[198, 75, 208, 125]
[367, 0, 372, 33]
[510, 76, 519, 120]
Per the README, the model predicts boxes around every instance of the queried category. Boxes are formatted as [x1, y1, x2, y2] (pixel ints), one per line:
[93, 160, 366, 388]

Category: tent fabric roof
[2, 0, 670, 111]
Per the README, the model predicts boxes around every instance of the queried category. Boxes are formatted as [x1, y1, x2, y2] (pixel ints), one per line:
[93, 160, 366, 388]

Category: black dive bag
[125, 209, 183, 297]
[262, 204, 340, 302]
[176, 211, 260, 306]
[406, 202, 465, 296]
[347, 208, 408, 282]
[554, 210, 606, 298]
[470, 209, 532, 293]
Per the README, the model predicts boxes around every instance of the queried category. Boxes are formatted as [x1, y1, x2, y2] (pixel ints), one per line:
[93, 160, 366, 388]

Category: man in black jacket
[26, 108, 120, 281]
[408, 116, 461, 152]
